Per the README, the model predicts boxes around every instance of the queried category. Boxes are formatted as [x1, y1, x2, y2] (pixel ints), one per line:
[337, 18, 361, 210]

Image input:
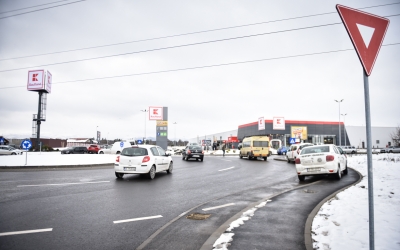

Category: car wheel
[11, 152, 16, 155]
[115, 172, 124, 179]
[287, 157, 290, 163]
[99, 151, 104, 154]
[247, 153, 252, 160]
[335, 166, 342, 180]
[116, 151, 121, 154]
[200, 158, 203, 162]
[263, 157, 267, 161]
[298, 175, 305, 181]
[389, 150, 393, 153]
[185, 156, 189, 161]
[239, 153, 243, 159]
[182, 155, 185, 160]
[352, 151, 356, 154]
[343, 163, 348, 175]
[166, 162, 173, 174]
[148, 166, 156, 180]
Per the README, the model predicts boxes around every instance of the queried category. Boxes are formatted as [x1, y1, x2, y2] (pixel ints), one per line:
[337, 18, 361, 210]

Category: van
[239, 136, 270, 161]
[98, 140, 136, 154]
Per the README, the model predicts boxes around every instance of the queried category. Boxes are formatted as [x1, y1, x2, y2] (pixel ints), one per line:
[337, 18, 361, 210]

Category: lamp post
[96, 126, 98, 143]
[334, 99, 344, 146]
[173, 122, 177, 146]
[341, 113, 347, 146]
[140, 109, 148, 144]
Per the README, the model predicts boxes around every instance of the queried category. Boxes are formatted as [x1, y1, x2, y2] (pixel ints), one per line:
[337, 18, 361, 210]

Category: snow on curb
[212, 201, 270, 249]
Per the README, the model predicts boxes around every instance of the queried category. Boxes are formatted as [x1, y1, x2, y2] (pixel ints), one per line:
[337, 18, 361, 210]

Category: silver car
[385, 146, 400, 153]
[0, 145, 23, 155]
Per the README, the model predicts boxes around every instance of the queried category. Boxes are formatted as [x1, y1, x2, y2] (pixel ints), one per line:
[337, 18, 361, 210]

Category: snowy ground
[1, 152, 399, 250]
[312, 154, 400, 250]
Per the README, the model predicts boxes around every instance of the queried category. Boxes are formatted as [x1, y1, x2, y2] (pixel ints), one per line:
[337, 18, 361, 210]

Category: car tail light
[326, 155, 335, 162]
[295, 158, 301, 164]
[187, 150, 191, 154]
[116, 156, 120, 162]
[142, 156, 150, 163]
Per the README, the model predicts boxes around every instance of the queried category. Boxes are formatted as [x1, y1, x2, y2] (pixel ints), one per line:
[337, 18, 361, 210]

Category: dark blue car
[277, 146, 289, 155]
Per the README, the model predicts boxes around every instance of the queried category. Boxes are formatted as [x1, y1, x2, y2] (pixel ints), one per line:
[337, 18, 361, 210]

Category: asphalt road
[0, 155, 358, 250]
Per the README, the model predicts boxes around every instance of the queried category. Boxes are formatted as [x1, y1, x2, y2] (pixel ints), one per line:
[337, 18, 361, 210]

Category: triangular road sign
[336, 4, 390, 76]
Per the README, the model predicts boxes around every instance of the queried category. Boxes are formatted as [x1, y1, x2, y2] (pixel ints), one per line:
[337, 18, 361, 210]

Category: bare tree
[390, 125, 400, 146]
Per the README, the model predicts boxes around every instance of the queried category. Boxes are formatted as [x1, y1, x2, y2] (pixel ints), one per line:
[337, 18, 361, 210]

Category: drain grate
[186, 213, 211, 220]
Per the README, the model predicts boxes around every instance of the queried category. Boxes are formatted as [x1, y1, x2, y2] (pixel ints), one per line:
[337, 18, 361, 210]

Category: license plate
[193, 155, 199, 157]
[124, 167, 136, 171]
[307, 168, 321, 172]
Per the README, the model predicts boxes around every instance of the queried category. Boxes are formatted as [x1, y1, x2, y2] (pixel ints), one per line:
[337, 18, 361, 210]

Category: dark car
[277, 146, 289, 155]
[88, 144, 101, 154]
[182, 145, 204, 161]
[61, 146, 88, 154]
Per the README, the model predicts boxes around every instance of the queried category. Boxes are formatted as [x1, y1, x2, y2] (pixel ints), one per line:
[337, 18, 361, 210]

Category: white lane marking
[218, 167, 235, 172]
[0, 228, 52, 236]
[17, 181, 110, 187]
[202, 203, 235, 211]
[113, 215, 163, 224]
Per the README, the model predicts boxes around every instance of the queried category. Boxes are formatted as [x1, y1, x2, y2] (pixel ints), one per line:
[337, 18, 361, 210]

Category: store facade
[238, 120, 348, 146]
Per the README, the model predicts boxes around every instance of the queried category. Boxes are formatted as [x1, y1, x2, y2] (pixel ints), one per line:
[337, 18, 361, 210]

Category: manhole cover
[303, 189, 317, 193]
[186, 213, 211, 220]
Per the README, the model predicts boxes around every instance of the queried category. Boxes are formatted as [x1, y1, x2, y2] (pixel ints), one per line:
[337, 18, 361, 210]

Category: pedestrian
[222, 144, 226, 157]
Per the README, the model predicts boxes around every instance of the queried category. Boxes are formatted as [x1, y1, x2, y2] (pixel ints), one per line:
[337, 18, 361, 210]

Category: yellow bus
[239, 136, 270, 161]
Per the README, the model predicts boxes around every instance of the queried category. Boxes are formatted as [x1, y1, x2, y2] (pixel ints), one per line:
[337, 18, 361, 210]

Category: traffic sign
[336, 4, 390, 76]
[289, 138, 296, 144]
[0, 138, 4, 144]
[120, 141, 124, 148]
[137, 140, 142, 144]
[20, 139, 32, 150]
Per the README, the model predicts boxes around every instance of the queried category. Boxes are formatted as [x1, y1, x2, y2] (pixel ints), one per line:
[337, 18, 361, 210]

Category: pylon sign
[336, 5, 390, 76]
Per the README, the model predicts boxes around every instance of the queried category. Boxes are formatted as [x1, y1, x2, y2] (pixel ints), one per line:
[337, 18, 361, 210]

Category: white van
[99, 140, 136, 154]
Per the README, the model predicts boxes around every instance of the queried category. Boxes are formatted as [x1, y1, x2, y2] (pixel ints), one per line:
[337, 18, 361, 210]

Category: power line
[1, 43, 398, 90]
[0, 0, 87, 19]
[0, 0, 73, 14]
[1, 2, 398, 61]
[1, 14, 399, 73]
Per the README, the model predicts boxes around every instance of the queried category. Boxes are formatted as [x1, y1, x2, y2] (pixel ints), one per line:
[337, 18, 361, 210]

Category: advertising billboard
[273, 117, 285, 130]
[291, 126, 308, 140]
[149, 106, 163, 120]
[27, 70, 52, 93]
[258, 117, 265, 130]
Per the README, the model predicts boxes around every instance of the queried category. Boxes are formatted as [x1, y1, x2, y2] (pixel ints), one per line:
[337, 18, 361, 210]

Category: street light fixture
[140, 109, 148, 144]
[341, 113, 347, 146]
[334, 99, 344, 146]
[173, 122, 177, 146]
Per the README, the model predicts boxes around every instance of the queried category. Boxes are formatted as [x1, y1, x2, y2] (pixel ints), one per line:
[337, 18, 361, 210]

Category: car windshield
[121, 147, 148, 156]
[189, 146, 202, 150]
[301, 146, 330, 154]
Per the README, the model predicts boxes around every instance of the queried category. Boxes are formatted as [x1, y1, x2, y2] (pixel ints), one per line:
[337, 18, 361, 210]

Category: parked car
[114, 145, 173, 180]
[338, 146, 357, 154]
[286, 143, 314, 163]
[98, 141, 136, 154]
[384, 146, 400, 153]
[182, 145, 204, 161]
[61, 146, 88, 154]
[87, 144, 101, 154]
[295, 144, 348, 181]
[277, 146, 289, 155]
[0, 145, 23, 155]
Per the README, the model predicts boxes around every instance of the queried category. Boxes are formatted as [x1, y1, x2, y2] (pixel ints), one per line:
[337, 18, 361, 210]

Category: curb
[0, 163, 113, 170]
[304, 167, 363, 250]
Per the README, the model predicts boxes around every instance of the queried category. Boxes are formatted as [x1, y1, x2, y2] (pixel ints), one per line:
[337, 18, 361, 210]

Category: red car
[87, 144, 100, 154]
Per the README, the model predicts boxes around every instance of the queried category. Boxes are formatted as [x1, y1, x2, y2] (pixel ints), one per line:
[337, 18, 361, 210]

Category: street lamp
[334, 99, 344, 146]
[341, 113, 347, 146]
[140, 109, 148, 144]
[96, 126, 98, 143]
[173, 122, 177, 146]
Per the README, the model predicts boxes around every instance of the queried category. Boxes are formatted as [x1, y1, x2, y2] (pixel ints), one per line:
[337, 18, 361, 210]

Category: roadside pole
[363, 70, 375, 248]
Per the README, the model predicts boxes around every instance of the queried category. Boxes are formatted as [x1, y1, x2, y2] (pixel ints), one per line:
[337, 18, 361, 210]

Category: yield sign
[336, 4, 390, 76]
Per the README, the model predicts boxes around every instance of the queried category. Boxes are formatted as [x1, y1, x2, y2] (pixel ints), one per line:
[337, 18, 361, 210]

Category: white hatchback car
[114, 145, 173, 180]
[295, 144, 348, 181]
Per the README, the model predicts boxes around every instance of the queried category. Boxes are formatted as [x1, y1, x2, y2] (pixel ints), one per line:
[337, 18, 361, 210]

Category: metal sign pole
[363, 70, 375, 250]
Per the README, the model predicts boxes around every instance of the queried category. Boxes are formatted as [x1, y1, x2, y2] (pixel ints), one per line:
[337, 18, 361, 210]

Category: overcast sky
[0, 0, 399, 141]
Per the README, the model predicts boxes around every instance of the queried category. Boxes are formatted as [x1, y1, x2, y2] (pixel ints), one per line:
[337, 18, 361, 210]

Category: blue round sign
[120, 141, 124, 148]
[21, 139, 32, 150]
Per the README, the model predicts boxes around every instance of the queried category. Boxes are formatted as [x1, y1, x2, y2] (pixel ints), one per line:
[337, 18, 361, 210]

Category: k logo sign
[149, 107, 163, 120]
[273, 117, 285, 130]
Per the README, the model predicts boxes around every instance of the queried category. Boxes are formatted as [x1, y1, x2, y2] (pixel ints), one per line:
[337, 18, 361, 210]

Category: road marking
[17, 181, 110, 187]
[202, 203, 235, 211]
[0, 228, 52, 236]
[114, 215, 163, 224]
[218, 167, 235, 172]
